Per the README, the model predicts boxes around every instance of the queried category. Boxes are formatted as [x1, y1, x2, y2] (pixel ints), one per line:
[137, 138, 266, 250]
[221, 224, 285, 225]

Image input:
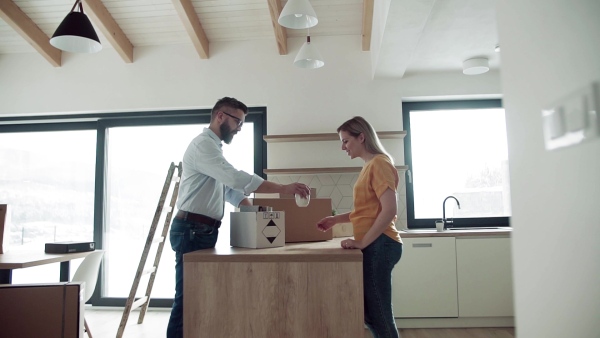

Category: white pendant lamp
[462, 57, 489, 75]
[294, 35, 324, 69]
[278, 0, 318, 29]
[50, 0, 102, 53]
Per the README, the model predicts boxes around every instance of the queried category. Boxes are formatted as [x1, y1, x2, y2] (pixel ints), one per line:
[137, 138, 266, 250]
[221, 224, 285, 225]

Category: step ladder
[116, 162, 182, 338]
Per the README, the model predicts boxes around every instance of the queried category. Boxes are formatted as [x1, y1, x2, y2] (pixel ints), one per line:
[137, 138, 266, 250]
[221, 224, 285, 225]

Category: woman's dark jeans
[166, 217, 219, 338]
[362, 234, 403, 338]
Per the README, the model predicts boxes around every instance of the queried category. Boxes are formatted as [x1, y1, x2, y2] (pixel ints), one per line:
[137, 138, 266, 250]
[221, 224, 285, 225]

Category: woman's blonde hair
[337, 116, 394, 164]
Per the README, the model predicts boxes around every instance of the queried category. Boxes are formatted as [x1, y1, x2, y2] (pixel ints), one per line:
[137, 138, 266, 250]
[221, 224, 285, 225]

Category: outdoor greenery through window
[403, 100, 511, 228]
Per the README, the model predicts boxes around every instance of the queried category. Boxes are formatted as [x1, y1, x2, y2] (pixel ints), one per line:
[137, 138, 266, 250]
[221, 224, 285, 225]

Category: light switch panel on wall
[542, 107, 566, 139]
[542, 81, 599, 150]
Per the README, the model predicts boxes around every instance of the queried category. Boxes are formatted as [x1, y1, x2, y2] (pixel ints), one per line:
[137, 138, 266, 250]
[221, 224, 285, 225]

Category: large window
[0, 108, 266, 307]
[0, 129, 96, 283]
[104, 123, 255, 299]
[403, 100, 511, 228]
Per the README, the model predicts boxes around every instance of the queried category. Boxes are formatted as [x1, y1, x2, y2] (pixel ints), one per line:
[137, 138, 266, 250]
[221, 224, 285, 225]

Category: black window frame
[402, 99, 510, 229]
[0, 107, 267, 307]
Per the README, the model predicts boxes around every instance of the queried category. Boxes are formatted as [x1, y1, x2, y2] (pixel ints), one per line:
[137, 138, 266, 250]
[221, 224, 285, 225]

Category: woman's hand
[316, 216, 336, 232]
[341, 238, 363, 250]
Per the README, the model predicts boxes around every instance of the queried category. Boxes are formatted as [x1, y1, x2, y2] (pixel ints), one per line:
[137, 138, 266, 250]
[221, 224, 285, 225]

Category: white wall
[497, 1, 600, 337]
[0, 35, 500, 169]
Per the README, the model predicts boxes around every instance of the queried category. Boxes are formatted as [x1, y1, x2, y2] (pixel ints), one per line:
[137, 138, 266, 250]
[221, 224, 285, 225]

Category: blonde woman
[316, 116, 403, 338]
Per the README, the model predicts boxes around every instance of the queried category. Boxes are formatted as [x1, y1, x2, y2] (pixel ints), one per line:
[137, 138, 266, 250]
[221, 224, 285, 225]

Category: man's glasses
[221, 111, 244, 127]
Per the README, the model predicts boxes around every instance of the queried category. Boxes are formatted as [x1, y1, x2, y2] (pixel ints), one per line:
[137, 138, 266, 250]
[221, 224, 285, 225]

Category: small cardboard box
[239, 205, 271, 212]
[251, 196, 333, 243]
[254, 188, 317, 199]
[230, 211, 285, 249]
[0, 282, 84, 338]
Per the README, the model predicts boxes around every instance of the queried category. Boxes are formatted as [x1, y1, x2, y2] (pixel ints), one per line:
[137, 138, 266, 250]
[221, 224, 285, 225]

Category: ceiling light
[278, 0, 318, 29]
[50, 0, 102, 53]
[294, 35, 324, 69]
[495, 44, 501, 52]
[462, 57, 489, 75]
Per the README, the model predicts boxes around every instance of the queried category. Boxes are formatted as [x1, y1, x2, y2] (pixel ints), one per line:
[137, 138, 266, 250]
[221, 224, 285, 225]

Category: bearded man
[166, 97, 310, 338]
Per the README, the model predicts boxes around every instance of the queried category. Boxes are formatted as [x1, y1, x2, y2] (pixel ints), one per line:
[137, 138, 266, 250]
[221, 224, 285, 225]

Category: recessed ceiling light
[495, 44, 500, 52]
[462, 58, 490, 75]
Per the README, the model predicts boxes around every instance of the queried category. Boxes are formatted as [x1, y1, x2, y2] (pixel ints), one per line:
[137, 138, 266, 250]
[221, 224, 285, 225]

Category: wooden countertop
[399, 227, 512, 238]
[184, 238, 362, 263]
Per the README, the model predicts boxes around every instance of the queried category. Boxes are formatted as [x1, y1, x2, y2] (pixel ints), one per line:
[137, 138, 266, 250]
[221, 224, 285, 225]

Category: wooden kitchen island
[183, 238, 363, 338]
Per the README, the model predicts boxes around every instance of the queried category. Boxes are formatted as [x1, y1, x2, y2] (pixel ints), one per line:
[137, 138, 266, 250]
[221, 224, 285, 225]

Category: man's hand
[238, 198, 252, 207]
[255, 181, 310, 196]
[283, 183, 310, 198]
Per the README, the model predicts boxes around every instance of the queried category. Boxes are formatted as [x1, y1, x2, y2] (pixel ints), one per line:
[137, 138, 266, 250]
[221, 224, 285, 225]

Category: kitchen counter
[400, 227, 512, 238]
[184, 237, 360, 262]
[183, 238, 364, 338]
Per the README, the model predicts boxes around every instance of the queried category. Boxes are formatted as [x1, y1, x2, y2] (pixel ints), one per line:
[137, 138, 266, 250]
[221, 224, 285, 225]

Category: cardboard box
[254, 188, 317, 199]
[0, 282, 84, 338]
[251, 197, 333, 243]
[230, 211, 285, 249]
[239, 205, 272, 212]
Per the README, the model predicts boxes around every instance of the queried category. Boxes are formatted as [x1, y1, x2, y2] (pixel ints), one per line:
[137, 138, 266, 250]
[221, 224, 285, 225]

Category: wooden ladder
[116, 162, 182, 338]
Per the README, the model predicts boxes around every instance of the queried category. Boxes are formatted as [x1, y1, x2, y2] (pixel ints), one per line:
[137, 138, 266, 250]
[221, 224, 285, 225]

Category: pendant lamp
[294, 35, 324, 69]
[462, 57, 489, 75]
[278, 0, 318, 29]
[50, 0, 102, 53]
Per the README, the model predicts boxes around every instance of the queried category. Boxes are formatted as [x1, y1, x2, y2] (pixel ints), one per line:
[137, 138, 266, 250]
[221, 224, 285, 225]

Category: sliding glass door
[104, 123, 255, 298]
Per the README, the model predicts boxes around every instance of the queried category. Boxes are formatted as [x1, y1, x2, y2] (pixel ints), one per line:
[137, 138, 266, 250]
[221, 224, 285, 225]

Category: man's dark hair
[211, 97, 248, 118]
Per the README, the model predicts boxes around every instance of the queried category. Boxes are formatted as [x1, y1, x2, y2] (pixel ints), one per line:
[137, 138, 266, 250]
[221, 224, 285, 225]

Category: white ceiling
[0, 0, 499, 78]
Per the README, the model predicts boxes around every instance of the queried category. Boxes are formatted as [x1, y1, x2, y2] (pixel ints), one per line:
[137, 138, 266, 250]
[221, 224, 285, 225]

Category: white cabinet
[392, 237, 458, 318]
[456, 237, 514, 317]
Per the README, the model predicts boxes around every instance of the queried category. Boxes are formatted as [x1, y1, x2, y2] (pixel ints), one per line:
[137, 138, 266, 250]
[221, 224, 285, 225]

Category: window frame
[0, 107, 267, 307]
[402, 99, 510, 229]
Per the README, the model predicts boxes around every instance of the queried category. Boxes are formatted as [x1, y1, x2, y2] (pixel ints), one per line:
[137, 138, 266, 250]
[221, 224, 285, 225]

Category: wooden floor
[85, 307, 515, 338]
[399, 327, 515, 338]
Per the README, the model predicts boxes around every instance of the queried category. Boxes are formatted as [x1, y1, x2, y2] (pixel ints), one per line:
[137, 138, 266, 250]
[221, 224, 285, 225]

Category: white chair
[72, 250, 104, 338]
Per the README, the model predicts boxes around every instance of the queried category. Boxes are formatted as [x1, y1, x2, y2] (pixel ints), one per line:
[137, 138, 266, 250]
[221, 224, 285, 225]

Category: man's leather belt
[175, 210, 221, 228]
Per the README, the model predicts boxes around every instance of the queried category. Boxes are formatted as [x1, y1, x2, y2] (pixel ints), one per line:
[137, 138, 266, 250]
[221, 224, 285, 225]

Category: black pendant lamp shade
[50, 1, 102, 53]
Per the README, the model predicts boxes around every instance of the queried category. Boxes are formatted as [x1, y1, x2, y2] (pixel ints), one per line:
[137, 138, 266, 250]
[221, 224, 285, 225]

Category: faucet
[442, 196, 461, 229]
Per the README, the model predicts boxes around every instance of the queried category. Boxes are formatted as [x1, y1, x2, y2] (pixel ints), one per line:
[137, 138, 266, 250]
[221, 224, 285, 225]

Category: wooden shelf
[263, 131, 406, 143]
[264, 165, 409, 175]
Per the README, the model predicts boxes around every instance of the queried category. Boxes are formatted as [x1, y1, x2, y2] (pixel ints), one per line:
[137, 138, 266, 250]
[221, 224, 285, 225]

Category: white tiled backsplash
[267, 172, 407, 237]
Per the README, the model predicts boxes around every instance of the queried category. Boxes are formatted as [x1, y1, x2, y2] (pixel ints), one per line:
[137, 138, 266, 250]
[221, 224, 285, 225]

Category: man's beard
[220, 122, 236, 144]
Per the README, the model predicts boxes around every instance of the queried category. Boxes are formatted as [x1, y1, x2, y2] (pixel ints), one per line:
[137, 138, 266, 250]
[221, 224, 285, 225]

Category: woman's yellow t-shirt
[349, 154, 402, 243]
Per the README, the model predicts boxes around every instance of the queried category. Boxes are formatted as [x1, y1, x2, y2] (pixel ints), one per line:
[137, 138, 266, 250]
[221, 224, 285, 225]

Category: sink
[447, 227, 503, 231]
[400, 227, 511, 233]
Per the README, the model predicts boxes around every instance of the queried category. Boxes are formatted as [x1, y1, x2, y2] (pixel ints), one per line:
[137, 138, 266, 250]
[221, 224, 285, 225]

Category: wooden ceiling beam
[171, 0, 209, 59]
[83, 0, 134, 63]
[267, 0, 287, 55]
[0, 0, 61, 67]
[362, 0, 374, 51]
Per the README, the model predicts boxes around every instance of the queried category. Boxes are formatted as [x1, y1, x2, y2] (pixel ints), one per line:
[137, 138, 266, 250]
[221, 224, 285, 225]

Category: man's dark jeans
[166, 217, 219, 338]
[362, 233, 403, 338]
